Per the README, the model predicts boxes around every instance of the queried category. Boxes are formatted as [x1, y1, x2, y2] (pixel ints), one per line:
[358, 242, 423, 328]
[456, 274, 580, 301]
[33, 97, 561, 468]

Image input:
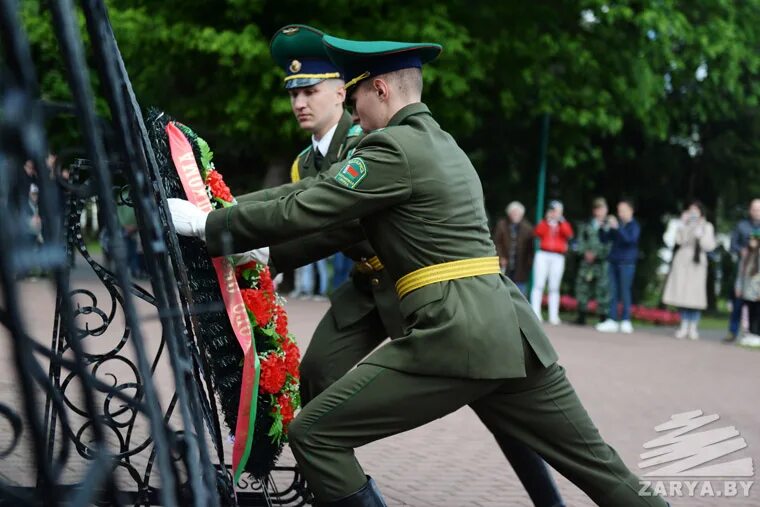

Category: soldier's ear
[373, 78, 390, 102]
[336, 82, 346, 103]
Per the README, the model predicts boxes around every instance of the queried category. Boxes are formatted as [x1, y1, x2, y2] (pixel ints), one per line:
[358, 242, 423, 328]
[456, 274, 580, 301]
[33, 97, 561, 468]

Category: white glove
[232, 247, 270, 266]
[273, 273, 283, 289]
[167, 198, 208, 240]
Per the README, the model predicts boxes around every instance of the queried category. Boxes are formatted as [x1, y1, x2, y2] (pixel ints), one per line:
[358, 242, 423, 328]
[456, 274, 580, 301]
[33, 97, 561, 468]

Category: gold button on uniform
[370, 278, 380, 286]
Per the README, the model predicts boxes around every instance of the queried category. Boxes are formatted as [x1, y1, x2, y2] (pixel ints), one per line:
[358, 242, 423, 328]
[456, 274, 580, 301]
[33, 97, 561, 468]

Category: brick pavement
[283, 299, 760, 507]
[0, 274, 758, 506]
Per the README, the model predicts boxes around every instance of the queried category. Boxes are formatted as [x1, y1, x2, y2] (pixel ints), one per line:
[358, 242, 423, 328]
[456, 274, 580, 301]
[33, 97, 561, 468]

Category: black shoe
[315, 477, 386, 507]
[574, 312, 586, 325]
[722, 333, 737, 343]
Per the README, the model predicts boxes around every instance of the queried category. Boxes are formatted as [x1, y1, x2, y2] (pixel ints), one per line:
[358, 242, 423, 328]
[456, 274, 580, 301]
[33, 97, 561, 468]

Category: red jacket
[534, 219, 574, 254]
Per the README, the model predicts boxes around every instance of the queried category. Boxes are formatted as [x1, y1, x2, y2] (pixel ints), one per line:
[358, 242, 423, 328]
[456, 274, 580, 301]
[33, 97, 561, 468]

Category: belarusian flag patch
[335, 157, 367, 189]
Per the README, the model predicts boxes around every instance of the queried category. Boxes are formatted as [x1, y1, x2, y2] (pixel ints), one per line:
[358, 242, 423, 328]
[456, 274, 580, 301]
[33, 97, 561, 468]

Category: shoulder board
[291, 145, 311, 183]
[347, 124, 363, 138]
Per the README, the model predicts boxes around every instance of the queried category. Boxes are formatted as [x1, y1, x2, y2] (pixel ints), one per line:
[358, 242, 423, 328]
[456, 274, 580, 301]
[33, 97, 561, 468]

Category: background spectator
[492, 201, 534, 296]
[725, 198, 760, 341]
[530, 200, 573, 324]
[332, 252, 353, 289]
[291, 259, 329, 300]
[597, 199, 640, 334]
[22, 159, 38, 191]
[735, 231, 760, 337]
[574, 198, 612, 325]
[117, 204, 146, 279]
[289, 266, 308, 299]
[662, 201, 717, 339]
[25, 183, 42, 246]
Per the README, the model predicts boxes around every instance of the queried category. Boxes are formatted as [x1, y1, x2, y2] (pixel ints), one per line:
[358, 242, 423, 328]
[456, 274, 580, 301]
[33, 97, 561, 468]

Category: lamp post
[529, 113, 550, 298]
[535, 113, 550, 225]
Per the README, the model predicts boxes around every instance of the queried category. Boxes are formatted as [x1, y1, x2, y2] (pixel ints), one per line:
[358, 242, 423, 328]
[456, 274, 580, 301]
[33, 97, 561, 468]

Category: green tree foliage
[17, 0, 760, 304]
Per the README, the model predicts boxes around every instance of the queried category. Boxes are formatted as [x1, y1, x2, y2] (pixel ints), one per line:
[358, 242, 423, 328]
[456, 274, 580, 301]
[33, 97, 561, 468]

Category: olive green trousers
[289, 343, 666, 507]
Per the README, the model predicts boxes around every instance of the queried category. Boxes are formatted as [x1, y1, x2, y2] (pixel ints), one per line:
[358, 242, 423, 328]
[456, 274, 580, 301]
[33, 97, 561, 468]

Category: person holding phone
[662, 201, 717, 339]
[530, 200, 574, 324]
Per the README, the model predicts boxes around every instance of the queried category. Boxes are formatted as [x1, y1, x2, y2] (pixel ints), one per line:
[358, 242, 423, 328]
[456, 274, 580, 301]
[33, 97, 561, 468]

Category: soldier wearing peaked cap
[237, 24, 403, 410]
[234, 24, 568, 507]
[168, 33, 668, 507]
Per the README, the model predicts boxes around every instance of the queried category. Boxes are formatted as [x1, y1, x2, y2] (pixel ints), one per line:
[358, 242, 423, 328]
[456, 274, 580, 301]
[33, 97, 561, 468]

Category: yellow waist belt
[395, 256, 500, 299]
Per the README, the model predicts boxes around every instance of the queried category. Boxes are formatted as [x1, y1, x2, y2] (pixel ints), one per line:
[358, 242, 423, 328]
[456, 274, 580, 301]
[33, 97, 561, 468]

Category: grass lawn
[557, 310, 731, 330]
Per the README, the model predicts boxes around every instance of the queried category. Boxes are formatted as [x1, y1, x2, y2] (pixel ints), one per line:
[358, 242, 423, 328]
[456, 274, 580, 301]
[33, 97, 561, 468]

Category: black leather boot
[315, 476, 387, 507]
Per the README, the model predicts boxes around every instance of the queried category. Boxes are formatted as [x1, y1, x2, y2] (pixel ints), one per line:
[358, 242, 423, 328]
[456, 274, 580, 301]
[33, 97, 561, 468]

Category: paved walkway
[282, 299, 759, 507]
[0, 271, 757, 506]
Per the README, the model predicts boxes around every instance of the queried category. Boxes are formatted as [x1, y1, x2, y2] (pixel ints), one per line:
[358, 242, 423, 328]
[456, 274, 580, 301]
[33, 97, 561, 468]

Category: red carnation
[277, 393, 295, 430]
[259, 354, 287, 394]
[259, 266, 274, 294]
[206, 169, 234, 203]
[282, 337, 300, 379]
[274, 304, 288, 338]
[241, 288, 274, 327]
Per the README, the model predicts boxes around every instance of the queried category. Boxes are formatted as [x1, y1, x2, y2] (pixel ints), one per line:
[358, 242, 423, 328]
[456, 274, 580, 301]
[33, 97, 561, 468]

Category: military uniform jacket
[208, 103, 558, 379]
[575, 219, 612, 261]
[236, 111, 403, 338]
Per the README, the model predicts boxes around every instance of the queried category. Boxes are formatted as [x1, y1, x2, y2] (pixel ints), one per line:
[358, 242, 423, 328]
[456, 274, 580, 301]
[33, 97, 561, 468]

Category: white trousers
[530, 250, 566, 322]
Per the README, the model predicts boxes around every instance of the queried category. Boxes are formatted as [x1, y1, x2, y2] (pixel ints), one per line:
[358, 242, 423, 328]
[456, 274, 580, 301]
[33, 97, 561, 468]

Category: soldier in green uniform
[236, 25, 404, 407]
[168, 34, 666, 507]
[233, 25, 567, 507]
[574, 197, 613, 325]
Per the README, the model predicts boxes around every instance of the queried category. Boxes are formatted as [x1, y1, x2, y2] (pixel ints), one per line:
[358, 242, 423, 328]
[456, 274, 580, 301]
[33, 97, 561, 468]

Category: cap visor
[285, 77, 326, 89]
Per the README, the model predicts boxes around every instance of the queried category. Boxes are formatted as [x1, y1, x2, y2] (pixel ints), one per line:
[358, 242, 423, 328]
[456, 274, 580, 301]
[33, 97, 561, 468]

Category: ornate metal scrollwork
[0, 1, 312, 505]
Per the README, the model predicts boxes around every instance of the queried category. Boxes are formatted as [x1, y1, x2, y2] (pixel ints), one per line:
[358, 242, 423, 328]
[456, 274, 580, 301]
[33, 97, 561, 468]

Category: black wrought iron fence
[0, 1, 308, 505]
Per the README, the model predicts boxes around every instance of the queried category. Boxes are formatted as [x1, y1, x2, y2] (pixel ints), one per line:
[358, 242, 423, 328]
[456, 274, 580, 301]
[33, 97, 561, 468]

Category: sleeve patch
[334, 158, 367, 189]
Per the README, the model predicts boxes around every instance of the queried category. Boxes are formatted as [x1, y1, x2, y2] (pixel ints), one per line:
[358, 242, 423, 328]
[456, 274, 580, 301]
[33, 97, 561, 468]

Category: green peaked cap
[322, 34, 442, 91]
[270, 25, 343, 89]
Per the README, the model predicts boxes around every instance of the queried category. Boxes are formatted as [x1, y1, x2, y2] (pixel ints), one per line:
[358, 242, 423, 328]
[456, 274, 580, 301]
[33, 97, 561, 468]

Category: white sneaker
[594, 319, 620, 333]
[739, 334, 760, 347]
[595, 319, 619, 333]
[674, 321, 688, 339]
[687, 321, 699, 340]
[620, 320, 634, 334]
[548, 317, 562, 326]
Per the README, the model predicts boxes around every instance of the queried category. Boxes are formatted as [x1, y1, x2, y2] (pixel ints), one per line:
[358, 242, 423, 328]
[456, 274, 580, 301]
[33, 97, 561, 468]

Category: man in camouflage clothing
[574, 198, 612, 325]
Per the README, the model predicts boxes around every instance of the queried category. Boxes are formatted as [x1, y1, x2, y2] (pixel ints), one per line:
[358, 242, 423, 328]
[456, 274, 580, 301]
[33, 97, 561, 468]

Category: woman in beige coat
[662, 201, 717, 339]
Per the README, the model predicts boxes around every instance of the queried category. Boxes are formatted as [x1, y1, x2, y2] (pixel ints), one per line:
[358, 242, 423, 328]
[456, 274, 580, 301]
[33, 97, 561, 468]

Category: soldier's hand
[167, 198, 208, 240]
[232, 247, 270, 266]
